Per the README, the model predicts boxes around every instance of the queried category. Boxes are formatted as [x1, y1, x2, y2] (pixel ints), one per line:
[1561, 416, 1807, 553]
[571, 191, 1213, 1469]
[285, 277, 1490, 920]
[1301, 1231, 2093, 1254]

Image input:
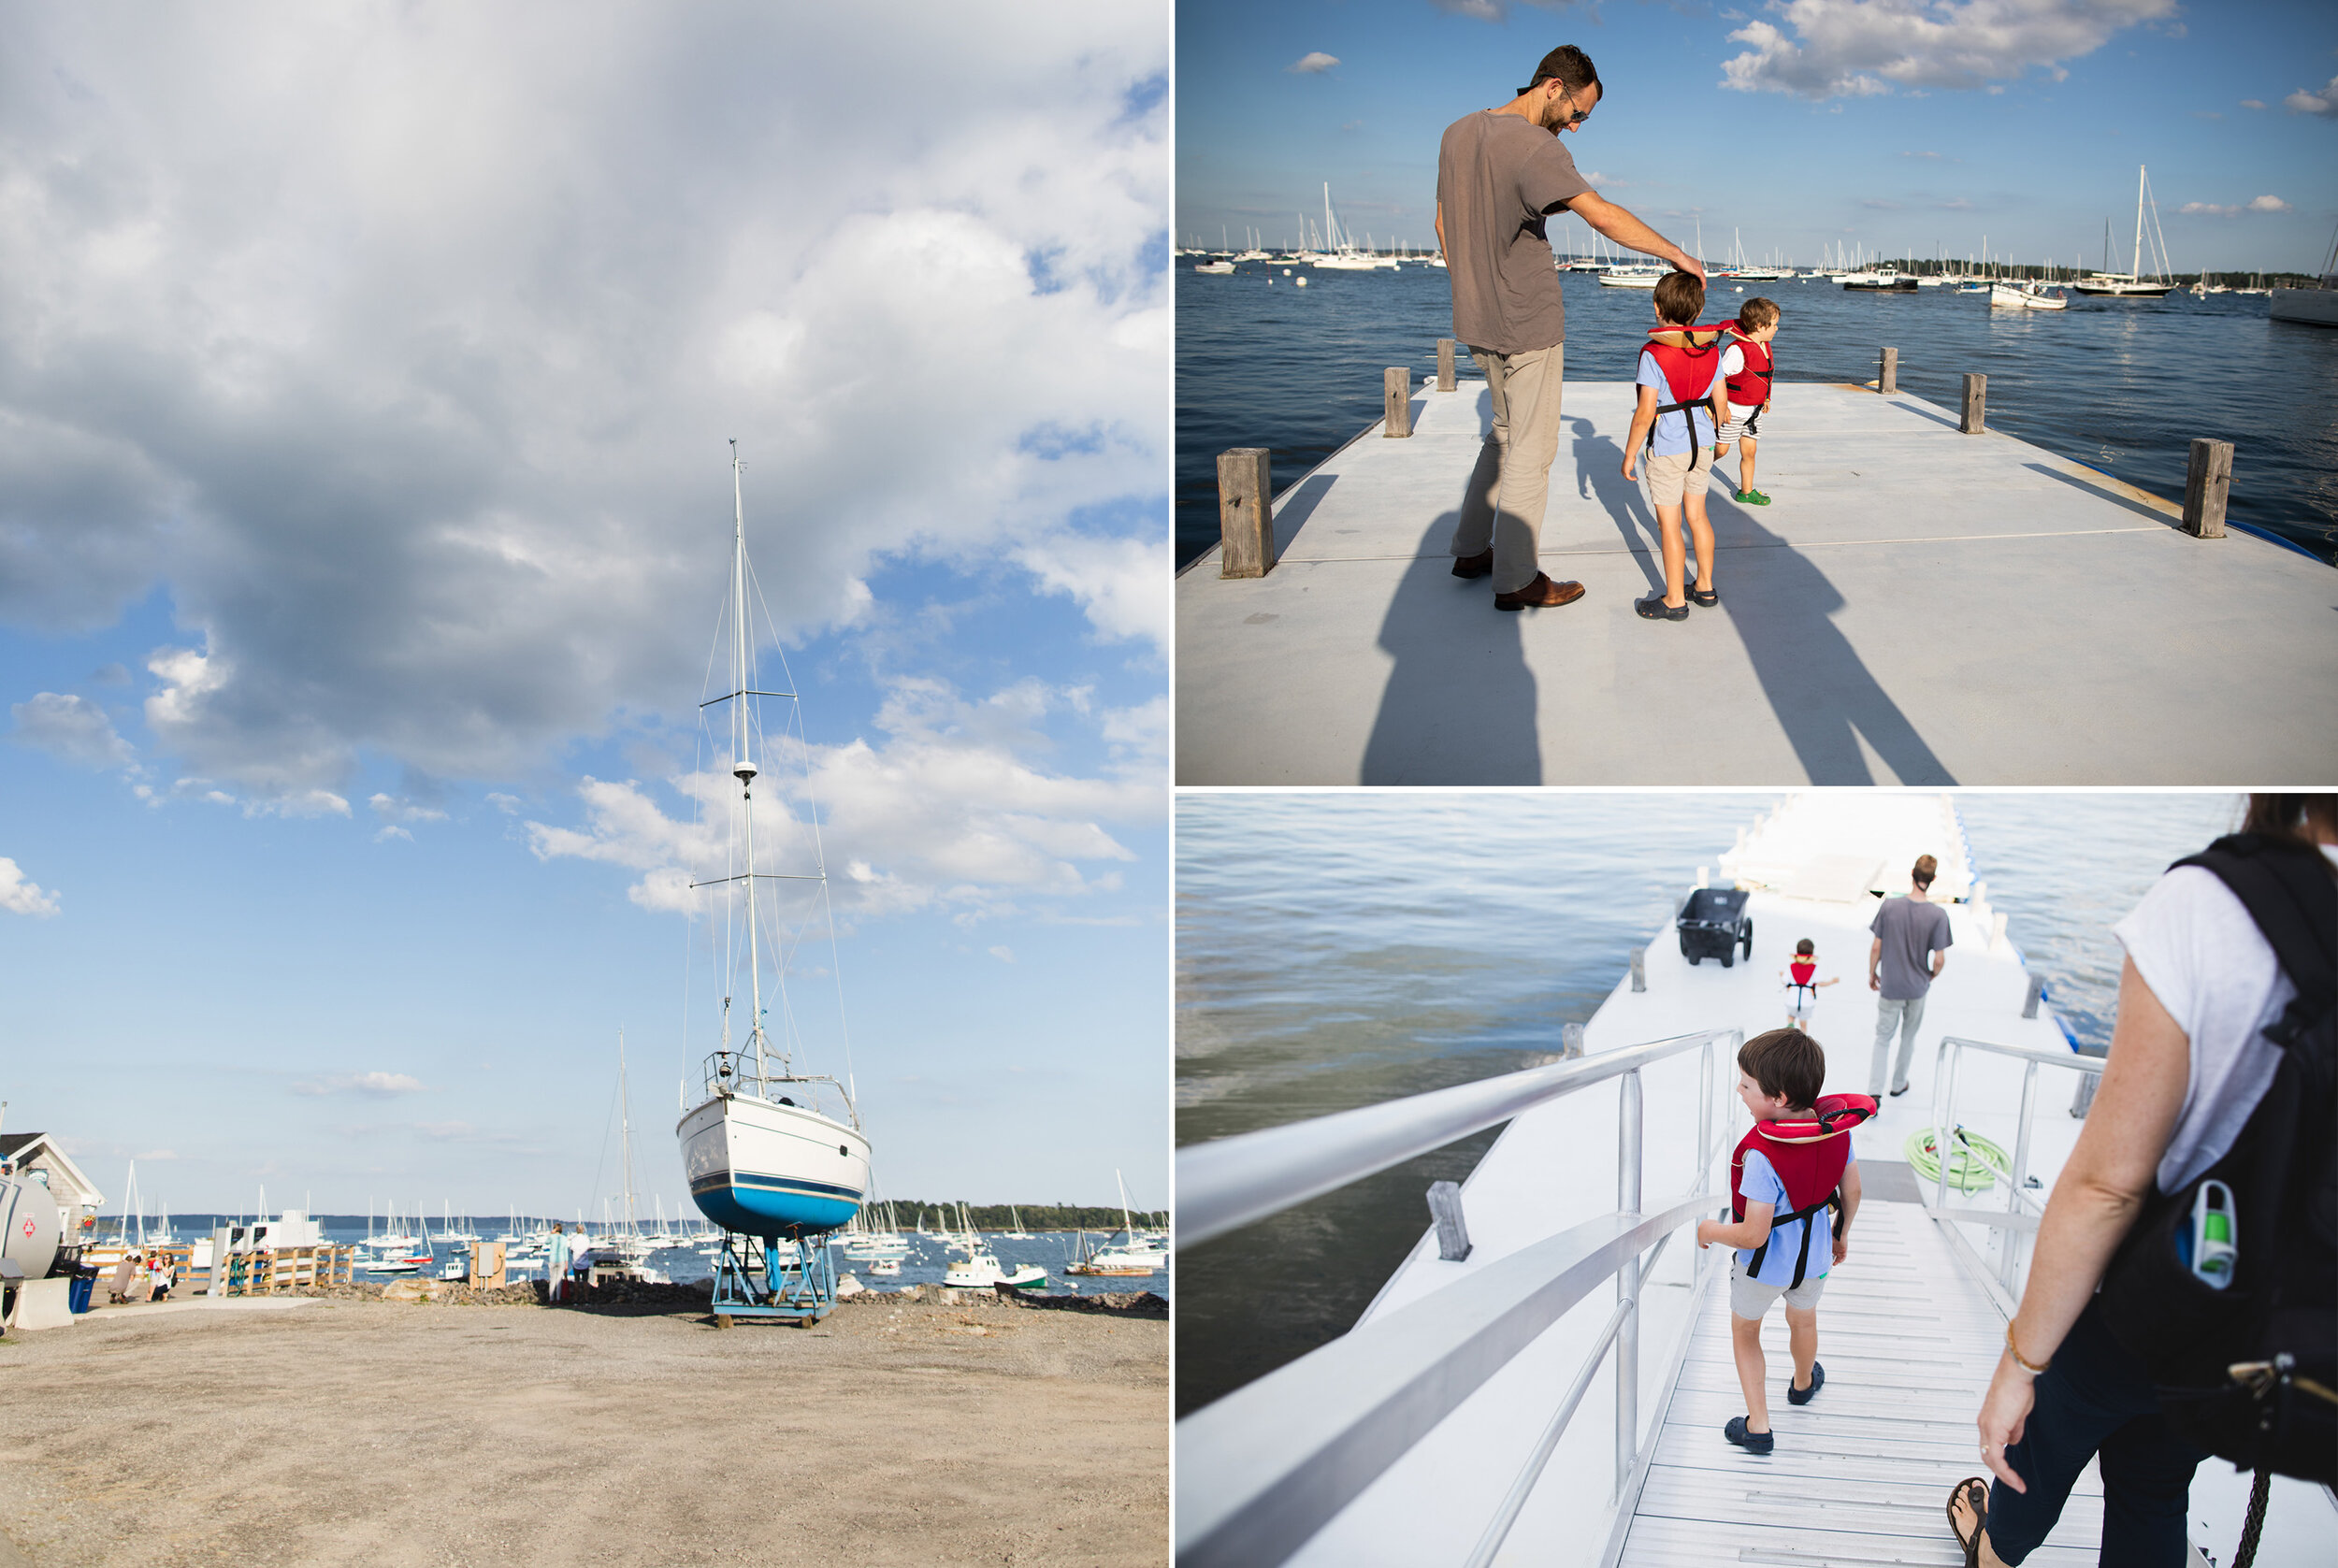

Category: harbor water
[78, 1216, 1166, 1298]
[1174, 791, 2237, 1414]
[1176, 264, 2338, 568]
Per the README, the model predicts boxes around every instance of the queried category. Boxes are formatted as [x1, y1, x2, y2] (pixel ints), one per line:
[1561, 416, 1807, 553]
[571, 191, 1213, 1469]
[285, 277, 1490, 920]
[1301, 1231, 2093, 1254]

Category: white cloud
[2285, 77, 2338, 116]
[1429, 0, 1507, 19]
[369, 792, 448, 825]
[293, 1071, 425, 1097]
[989, 945, 1016, 963]
[2239, 98, 2265, 110]
[0, 857, 61, 916]
[8, 691, 136, 768]
[2179, 196, 2292, 218]
[524, 676, 1160, 921]
[1288, 52, 1340, 74]
[1013, 526, 1169, 650]
[1721, 0, 2176, 100]
[0, 5, 1168, 810]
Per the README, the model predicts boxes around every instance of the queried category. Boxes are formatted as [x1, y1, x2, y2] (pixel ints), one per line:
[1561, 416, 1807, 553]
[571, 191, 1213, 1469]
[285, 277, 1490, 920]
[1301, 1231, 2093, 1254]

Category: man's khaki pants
[1451, 343, 1565, 595]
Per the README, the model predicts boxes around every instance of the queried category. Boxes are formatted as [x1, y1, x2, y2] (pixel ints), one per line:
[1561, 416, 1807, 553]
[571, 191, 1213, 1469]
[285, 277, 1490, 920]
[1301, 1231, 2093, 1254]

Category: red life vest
[1789, 957, 1816, 986]
[1638, 327, 1726, 453]
[1722, 325, 1774, 409]
[1728, 1093, 1877, 1287]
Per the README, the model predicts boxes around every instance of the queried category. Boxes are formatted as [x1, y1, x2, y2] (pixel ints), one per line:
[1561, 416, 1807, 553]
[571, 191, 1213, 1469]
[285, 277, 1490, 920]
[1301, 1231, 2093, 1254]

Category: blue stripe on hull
[690, 1180, 862, 1239]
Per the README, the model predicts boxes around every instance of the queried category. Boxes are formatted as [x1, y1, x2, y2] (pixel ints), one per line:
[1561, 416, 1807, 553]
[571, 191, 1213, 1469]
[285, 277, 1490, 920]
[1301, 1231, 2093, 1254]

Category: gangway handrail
[1176, 1029, 1740, 1568]
[1177, 1029, 1739, 1247]
[1927, 1034, 2105, 1296]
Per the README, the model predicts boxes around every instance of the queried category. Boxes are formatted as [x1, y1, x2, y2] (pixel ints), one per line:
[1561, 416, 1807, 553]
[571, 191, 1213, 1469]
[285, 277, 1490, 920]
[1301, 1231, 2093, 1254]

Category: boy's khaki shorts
[1643, 442, 1714, 506]
[1730, 1259, 1827, 1318]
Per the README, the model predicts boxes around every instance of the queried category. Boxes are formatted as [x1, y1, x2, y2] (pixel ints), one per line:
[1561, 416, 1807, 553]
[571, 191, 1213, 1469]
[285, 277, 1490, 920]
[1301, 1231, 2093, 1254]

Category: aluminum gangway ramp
[1613, 1194, 2103, 1566]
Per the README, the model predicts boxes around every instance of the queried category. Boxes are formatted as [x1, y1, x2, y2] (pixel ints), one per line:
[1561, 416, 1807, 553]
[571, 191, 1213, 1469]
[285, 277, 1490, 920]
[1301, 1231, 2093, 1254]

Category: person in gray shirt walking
[1869, 855, 1952, 1097]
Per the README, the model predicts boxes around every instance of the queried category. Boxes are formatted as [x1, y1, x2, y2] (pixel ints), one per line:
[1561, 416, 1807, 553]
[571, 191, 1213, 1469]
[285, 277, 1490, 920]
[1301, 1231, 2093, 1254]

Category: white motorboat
[676, 446, 872, 1244]
[1990, 281, 2068, 310]
[1595, 266, 1666, 289]
[1192, 260, 1234, 274]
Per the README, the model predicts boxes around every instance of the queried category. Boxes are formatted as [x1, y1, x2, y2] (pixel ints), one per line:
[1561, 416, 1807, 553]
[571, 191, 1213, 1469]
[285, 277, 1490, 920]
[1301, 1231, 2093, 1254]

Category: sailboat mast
[619, 1029, 638, 1240]
[728, 442, 768, 1081]
[2132, 165, 2146, 281]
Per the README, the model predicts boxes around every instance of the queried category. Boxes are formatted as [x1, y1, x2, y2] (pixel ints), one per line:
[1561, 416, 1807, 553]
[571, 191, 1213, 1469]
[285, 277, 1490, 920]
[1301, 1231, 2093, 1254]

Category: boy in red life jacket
[1621, 269, 1730, 621]
[1712, 297, 1781, 505]
[1782, 936, 1839, 1028]
[1695, 1029, 1870, 1455]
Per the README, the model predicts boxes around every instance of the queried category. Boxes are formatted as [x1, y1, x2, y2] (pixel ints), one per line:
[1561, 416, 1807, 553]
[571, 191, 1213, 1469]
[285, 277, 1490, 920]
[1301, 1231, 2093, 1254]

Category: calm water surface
[1174, 791, 2239, 1413]
[1176, 266, 2338, 568]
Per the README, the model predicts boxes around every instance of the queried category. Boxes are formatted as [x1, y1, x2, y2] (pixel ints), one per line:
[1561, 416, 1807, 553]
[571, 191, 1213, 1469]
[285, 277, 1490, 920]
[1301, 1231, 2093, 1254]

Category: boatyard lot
[0, 1293, 1165, 1566]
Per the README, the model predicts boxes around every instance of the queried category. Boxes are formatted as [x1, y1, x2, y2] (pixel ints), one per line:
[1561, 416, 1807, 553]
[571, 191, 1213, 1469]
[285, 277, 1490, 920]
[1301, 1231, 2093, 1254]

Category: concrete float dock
[1176, 375, 2335, 784]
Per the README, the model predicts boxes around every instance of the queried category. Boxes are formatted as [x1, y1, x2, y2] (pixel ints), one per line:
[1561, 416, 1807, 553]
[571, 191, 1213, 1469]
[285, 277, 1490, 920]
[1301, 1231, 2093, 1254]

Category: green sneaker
[1736, 488, 1771, 506]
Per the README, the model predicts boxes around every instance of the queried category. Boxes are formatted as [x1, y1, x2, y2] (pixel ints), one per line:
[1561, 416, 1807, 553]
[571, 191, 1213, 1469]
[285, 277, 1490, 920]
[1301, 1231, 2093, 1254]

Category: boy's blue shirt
[1635, 347, 1724, 455]
[1736, 1132, 1853, 1287]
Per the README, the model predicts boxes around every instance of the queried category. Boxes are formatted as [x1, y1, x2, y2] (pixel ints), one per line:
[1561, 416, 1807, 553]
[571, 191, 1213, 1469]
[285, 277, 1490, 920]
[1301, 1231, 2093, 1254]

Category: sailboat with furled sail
[675, 442, 872, 1323]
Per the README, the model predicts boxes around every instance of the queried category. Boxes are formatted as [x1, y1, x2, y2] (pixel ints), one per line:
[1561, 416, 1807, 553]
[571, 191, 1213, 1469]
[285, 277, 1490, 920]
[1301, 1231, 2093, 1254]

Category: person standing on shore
[546, 1222, 570, 1305]
[1436, 45, 1705, 612]
[1869, 855, 1952, 1097]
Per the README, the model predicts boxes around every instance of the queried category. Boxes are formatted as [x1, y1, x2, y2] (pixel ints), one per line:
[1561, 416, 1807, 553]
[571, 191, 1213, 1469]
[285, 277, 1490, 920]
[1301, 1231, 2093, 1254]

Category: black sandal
[1686, 582, 1718, 608]
[1946, 1475, 1988, 1567]
[1636, 592, 1689, 622]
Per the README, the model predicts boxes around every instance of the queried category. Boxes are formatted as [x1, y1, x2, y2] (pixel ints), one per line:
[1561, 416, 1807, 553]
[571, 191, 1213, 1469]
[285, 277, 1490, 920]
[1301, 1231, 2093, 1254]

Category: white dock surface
[1176, 379, 2337, 784]
[1615, 1197, 2100, 1566]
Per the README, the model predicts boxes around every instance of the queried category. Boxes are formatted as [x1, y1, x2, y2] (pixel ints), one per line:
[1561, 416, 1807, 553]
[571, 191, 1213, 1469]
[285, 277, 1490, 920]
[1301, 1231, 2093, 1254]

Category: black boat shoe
[1788, 1362, 1826, 1405]
[1725, 1416, 1775, 1454]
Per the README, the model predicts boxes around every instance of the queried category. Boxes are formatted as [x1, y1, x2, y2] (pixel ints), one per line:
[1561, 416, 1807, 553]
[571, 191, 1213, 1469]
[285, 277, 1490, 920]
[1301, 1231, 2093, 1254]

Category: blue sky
[0, 2, 1169, 1219]
[1177, 0, 2338, 274]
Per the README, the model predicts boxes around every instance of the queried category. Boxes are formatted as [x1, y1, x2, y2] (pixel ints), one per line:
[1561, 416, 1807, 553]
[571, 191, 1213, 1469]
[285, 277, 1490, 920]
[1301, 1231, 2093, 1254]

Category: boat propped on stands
[675, 444, 871, 1323]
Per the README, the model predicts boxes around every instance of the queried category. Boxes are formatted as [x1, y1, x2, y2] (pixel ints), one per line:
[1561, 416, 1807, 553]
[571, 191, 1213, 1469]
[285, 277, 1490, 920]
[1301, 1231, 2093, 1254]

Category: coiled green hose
[1904, 1126, 2008, 1194]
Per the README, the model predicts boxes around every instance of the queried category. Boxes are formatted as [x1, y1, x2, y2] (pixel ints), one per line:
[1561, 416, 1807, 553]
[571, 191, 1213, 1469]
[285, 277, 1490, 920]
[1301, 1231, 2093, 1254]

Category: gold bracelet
[2005, 1321, 2050, 1375]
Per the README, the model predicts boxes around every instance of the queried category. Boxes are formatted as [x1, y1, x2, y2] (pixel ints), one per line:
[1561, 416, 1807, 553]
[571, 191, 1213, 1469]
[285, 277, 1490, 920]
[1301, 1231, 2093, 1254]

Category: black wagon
[1678, 886, 1754, 967]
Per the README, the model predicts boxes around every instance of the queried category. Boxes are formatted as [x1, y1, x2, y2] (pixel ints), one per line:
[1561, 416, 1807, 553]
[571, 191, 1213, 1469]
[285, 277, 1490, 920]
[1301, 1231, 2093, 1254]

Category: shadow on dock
[1572, 418, 1667, 595]
[1718, 508, 1958, 785]
[2020, 462, 2182, 529]
[1361, 511, 1542, 784]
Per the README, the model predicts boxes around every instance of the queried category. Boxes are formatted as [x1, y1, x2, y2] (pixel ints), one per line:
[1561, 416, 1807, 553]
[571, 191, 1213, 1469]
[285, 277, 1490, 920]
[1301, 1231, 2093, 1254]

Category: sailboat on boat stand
[675, 442, 872, 1324]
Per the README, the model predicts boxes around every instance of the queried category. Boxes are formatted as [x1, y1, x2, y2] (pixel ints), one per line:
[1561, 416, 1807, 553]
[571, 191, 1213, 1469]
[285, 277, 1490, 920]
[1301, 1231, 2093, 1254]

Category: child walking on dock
[1713, 297, 1780, 504]
[1696, 1029, 1870, 1454]
[1622, 270, 1729, 621]
[1782, 937, 1838, 1028]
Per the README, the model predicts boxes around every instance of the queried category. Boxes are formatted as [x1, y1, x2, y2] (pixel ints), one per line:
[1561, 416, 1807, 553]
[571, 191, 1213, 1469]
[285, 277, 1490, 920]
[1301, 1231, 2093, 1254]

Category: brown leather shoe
[1450, 549, 1494, 579]
[1494, 572, 1586, 611]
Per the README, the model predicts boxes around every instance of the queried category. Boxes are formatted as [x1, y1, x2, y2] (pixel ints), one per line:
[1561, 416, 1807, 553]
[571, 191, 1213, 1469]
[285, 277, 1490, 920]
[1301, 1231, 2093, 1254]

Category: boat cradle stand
[709, 1231, 837, 1327]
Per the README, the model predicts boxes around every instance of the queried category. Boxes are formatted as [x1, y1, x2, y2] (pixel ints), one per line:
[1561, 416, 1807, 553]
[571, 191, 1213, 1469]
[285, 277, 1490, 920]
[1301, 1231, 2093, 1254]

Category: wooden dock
[1176, 374, 2335, 784]
[1612, 1196, 2100, 1566]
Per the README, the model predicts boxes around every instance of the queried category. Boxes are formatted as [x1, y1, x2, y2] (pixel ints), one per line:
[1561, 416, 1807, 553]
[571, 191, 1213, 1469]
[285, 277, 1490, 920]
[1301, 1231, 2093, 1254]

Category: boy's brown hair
[1739, 1028, 1825, 1111]
[1912, 854, 1938, 887]
[1738, 295, 1780, 332]
[1795, 937, 1814, 955]
[1652, 269, 1704, 326]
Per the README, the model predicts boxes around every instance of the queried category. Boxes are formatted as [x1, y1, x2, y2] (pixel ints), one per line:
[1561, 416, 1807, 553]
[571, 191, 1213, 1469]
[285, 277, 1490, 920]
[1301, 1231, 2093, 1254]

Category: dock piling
[1563, 1021, 1586, 1059]
[1426, 1181, 1472, 1261]
[2022, 973, 2045, 1019]
[1383, 367, 1412, 438]
[1436, 338, 1456, 392]
[1878, 347, 1898, 396]
[1629, 949, 1646, 993]
[2183, 439, 2232, 538]
[1961, 374, 1986, 434]
[1216, 447, 1277, 579]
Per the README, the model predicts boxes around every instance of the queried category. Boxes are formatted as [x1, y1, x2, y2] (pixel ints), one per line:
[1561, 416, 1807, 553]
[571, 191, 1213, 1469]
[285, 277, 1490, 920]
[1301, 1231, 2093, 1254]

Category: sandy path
[0, 1292, 1165, 1565]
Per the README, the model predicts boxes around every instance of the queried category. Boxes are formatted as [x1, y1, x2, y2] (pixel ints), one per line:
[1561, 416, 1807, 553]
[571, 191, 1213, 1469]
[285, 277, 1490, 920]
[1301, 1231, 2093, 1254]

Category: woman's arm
[1976, 955, 2189, 1488]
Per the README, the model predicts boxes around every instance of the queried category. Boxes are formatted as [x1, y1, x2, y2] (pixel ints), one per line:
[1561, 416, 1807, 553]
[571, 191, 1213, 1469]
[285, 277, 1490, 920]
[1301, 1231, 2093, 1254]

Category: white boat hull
[678, 1093, 870, 1238]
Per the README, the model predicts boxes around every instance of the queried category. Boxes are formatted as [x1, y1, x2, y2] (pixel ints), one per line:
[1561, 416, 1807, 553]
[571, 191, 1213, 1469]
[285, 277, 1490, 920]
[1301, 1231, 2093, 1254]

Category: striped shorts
[1717, 405, 1765, 444]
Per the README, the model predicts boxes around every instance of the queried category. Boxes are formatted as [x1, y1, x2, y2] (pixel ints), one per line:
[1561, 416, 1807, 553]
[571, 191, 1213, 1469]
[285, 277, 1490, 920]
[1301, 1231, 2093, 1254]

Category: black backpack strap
[2172, 836, 2336, 1054]
[1750, 1191, 1839, 1290]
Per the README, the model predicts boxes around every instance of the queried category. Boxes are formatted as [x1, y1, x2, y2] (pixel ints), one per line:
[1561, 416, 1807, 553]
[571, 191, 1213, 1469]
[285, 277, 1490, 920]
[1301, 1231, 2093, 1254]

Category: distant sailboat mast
[727, 443, 772, 1086]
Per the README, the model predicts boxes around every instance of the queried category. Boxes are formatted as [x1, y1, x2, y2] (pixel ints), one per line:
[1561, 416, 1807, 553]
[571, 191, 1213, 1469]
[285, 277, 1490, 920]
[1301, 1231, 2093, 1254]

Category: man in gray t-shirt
[1868, 855, 1953, 1096]
[1435, 45, 1702, 611]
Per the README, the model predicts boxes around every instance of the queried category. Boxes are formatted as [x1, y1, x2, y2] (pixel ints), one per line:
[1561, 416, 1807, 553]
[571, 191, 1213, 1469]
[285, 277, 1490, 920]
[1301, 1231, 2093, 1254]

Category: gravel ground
[0, 1289, 1165, 1565]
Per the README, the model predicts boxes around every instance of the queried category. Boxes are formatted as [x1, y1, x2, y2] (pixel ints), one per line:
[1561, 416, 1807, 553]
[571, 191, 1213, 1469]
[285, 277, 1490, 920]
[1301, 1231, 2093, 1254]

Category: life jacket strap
[1743, 1189, 1841, 1290]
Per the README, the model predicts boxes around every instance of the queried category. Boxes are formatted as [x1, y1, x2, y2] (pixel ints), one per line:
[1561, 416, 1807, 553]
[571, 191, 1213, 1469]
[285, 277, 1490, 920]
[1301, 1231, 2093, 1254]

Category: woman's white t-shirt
[2113, 843, 2337, 1192]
